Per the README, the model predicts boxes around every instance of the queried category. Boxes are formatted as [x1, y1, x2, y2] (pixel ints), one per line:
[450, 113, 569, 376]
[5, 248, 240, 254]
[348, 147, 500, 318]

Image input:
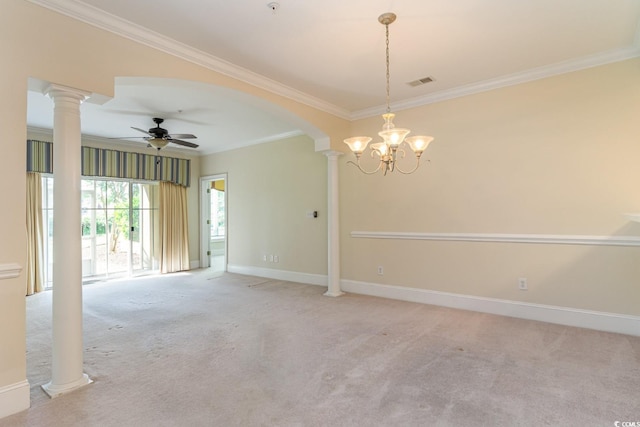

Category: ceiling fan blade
[169, 138, 199, 148]
[108, 136, 148, 139]
[131, 126, 153, 136]
[168, 133, 197, 139]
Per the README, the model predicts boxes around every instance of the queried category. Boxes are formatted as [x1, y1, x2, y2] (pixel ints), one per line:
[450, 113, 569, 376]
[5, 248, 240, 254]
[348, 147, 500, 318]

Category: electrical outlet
[518, 278, 528, 290]
[269, 255, 274, 262]
[263, 254, 267, 262]
[274, 255, 279, 263]
[377, 266, 384, 275]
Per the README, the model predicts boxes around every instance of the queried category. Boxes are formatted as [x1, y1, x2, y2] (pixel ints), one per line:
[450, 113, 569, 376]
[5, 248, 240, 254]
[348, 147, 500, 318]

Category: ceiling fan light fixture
[148, 137, 169, 150]
[111, 117, 199, 150]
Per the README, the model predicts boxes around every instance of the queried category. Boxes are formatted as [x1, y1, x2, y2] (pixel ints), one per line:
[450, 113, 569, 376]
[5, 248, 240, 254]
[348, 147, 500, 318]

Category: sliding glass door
[80, 179, 158, 280]
[42, 177, 159, 287]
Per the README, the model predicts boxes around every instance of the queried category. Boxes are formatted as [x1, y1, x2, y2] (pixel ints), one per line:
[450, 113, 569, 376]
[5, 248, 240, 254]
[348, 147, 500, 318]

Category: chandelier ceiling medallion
[344, 12, 434, 175]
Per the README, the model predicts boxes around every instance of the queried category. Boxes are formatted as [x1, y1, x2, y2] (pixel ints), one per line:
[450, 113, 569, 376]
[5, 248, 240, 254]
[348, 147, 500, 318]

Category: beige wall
[2, 0, 639, 419]
[0, 64, 28, 401]
[341, 58, 640, 315]
[0, 0, 344, 416]
[200, 135, 328, 275]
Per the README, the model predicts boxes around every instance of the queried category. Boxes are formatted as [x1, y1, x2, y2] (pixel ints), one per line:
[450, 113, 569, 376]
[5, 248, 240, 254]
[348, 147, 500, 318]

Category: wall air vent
[407, 76, 435, 87]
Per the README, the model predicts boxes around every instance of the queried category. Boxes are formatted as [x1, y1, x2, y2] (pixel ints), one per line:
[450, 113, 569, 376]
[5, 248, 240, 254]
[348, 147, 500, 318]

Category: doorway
[200, 175, 227, 271]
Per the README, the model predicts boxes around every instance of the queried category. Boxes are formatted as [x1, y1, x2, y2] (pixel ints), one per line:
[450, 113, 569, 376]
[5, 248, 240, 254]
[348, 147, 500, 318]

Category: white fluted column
[42, 84, 92, 398]
[323, 150, 343, 297]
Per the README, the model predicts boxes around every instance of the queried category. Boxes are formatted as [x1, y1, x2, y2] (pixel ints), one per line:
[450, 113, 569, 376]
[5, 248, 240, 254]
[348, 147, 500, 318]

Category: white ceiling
[26, 0, 640, 155]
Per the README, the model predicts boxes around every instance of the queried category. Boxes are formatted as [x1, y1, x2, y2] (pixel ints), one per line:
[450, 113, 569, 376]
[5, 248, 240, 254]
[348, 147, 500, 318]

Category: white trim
[350, 231, 640, 247]
[199, 177, 212, 269]
[190, 260, 200, 270]
[199, 131, 305, 155]
[313, 137, 331, 152]
[42, 374, 92, 399]
[0, 380, 30, 419]
[199, 174, 228, 270]
[351, 46, 640, 119]
[624, 213, 640, 223]
[227, 265, 327, 287]
[341, 279, 640, 337]
[0, 263, 22, 280]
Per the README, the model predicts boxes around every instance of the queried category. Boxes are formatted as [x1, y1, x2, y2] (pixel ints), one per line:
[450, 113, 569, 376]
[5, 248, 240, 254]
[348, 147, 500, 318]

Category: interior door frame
[200, 173, 227, 269]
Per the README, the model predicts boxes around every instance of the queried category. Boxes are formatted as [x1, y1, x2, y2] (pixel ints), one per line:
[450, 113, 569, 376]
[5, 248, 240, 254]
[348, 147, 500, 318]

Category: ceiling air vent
[407, 76, 435, 87]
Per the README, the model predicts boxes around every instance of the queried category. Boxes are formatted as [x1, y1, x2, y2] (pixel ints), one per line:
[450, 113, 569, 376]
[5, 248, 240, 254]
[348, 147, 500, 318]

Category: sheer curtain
[159, 181, 190, 273]
[26, 172, 44, 295]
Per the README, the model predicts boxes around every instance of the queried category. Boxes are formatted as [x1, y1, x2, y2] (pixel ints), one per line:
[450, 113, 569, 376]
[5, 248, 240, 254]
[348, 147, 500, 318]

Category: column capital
[321, 150, 344, 158]
[44, 83, 90, 102]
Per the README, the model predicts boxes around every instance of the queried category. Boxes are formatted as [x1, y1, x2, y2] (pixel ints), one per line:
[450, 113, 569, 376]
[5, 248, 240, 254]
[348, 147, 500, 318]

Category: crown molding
[199, 130, 305, 156]
[26, 0, 640, 123]
[351, 45, 640, 120]
[27, 0, 351, 120]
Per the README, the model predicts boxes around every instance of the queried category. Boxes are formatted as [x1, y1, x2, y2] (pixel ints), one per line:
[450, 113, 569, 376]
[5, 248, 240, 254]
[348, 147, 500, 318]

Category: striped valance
[26, 139, 53, 174]
[26, 140, 191, 187]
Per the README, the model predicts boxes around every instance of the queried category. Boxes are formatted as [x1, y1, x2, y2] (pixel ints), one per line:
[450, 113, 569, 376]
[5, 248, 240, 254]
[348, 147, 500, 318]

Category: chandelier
[344, 13, 434, 175]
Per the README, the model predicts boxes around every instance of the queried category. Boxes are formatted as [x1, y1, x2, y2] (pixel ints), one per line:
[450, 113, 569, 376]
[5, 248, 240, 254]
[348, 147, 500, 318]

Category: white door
[200, 175, 227, 271]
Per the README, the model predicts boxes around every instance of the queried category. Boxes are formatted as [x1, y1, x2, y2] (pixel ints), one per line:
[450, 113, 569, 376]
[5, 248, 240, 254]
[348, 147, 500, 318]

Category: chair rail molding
[350, 231, 640, 247]
[0, 263, 22, 280]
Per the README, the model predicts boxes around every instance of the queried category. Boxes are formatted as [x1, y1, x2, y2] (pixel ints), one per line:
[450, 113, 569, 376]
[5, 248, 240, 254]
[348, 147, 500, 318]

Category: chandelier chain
[385, 23, 391, 113]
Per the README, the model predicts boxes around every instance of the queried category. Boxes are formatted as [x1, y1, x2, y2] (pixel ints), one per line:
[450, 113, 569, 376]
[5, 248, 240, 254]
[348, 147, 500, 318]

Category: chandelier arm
[346, 160, 384, 175]
[394, 157, 422, 174]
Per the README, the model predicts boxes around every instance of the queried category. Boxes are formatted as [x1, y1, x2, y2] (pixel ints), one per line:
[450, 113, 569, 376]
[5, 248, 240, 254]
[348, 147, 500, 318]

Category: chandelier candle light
[344, 12, 434, 175]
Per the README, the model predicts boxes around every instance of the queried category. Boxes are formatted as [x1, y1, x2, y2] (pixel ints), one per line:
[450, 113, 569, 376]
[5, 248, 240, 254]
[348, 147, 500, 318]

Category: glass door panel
[130, 183, 141, 272]
[106, 181, 130, 276]
[93, 209, 108, 276]
[42, 176, 54, 288]
[132, 183, 158, 272]
[209, 180, 226, 271]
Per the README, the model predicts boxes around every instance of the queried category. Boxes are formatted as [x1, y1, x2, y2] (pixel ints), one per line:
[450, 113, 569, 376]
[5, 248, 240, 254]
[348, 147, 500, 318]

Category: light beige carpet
[2, 270, 639, 426]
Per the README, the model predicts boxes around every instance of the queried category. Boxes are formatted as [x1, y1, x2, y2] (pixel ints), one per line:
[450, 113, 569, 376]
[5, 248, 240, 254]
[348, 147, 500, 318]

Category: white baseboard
[341, 279, 640, 337]
[189, 260, 200, 270]
[0, 380, 29, 419]
[222, 265, 640, 336]
[227, 265, 327, 287]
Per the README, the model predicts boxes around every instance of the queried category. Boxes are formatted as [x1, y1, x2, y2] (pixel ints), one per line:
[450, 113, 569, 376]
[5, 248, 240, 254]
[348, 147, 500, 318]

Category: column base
[324, 290, 345, 297]
[42, 374, 92, 399]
